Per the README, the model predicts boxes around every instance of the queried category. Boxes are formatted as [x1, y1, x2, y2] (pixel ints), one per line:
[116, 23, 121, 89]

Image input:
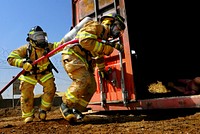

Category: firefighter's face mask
[29, 31, 48, 48]
[110, 20, 125, 39]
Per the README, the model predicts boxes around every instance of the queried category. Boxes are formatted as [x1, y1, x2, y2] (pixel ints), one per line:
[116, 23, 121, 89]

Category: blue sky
[0, 0, 73, 99]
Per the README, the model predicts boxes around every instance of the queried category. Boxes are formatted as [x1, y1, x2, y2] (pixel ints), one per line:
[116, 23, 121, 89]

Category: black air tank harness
[24, 44, 58, 79]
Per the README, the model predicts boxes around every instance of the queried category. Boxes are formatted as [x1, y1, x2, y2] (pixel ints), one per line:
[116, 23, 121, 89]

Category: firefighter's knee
[43, 78, 56, 92]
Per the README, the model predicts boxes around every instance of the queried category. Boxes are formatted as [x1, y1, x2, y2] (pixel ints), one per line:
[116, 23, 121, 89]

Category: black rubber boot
[38, 109, 46, 121]
[60, 103, 72, 116]
[60, 103, 76, 122]
[72, 108, 84, 120]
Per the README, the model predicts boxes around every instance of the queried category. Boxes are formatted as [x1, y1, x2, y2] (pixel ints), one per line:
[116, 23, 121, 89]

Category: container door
[72, 0, 136, 110]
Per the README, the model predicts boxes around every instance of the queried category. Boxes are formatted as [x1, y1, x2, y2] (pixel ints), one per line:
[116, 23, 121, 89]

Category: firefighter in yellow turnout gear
[60, 13, 126, 122]
[7, 26, 64, 123]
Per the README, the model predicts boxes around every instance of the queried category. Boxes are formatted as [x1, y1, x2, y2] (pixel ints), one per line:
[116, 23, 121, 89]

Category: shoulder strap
[26, 44, 59, 73]
[26, 44, 32, 60]
[44, 46, 59, 73]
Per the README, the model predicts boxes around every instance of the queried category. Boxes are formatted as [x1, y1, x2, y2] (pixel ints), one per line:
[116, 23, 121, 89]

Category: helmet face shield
[115, 20, 126, 31]
[28, 31, 48, 48]
[29, 31, 47, 41]
[110, 21, 125, 38]
[100, 13, 126, 39]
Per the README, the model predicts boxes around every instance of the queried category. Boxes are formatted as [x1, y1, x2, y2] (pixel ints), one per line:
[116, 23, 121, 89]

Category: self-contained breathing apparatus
[24, 26, 58, 76]
[24, 43, 58, 76]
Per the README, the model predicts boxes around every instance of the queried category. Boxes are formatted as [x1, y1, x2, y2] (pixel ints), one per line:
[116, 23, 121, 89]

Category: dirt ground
[0, 106, 200, 134]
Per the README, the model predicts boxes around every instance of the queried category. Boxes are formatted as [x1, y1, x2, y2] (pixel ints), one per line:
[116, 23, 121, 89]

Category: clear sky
[0, 0, 73, 99]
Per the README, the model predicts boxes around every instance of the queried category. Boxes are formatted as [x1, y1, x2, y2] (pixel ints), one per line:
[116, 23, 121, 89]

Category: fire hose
[0, 38, 125, 106]
[0, 17, 93, 95]
[0, 39, 79, 95]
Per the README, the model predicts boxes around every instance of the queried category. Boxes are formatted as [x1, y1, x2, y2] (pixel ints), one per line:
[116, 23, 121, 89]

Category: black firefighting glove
[106, 41, 124, 52]
[99, 71, 109, 80]
[97, 63, 108, 79]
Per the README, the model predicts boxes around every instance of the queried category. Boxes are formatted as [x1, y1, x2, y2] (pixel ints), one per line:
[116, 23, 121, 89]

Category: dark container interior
[125, 1, 199, 99]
